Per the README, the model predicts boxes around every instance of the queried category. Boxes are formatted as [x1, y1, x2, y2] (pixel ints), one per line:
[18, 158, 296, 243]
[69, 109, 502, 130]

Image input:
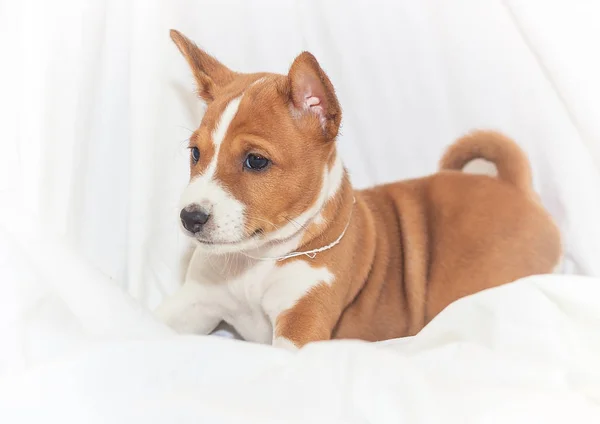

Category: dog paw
[153, 302, 186, 332]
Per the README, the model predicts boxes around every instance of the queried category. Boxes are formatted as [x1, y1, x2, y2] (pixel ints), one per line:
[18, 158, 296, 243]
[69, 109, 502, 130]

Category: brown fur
[274, 147, 561, 343]
[171, 30, 562, 347]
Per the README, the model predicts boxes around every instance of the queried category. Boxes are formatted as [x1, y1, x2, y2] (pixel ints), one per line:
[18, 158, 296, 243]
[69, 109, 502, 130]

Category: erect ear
[170, 29, 236, 103]
[287, 52, 342, 140]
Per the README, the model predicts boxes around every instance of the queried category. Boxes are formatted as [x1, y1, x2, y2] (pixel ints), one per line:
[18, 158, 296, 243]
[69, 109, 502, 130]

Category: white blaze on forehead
[205, 95, 243, 178]
[213, 95, 243, 147]
[179, 94, 246, 244]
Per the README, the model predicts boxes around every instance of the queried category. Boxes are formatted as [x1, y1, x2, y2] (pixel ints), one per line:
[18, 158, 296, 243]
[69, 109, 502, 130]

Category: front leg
[154, 282, 220, 335]
[262, 265, 340, 350]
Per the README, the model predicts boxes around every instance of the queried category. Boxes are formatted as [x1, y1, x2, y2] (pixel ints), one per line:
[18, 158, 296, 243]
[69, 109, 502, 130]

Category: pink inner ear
[305, 95, 326, 127]
[291, 71, 328, 127]
[305, 95, 321, 108]
[303, 94, 326, 127]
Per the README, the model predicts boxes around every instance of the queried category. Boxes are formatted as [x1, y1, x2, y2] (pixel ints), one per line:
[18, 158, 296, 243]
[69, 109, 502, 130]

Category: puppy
[156, 30, 562, 349]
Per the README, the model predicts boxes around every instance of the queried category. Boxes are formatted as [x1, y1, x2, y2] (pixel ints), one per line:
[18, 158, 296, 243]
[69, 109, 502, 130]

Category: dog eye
[190, 147, 200, 163]
[244, 154, 270, 171]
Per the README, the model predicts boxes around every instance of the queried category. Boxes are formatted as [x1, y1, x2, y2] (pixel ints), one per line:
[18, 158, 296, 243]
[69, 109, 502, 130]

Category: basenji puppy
[155, 30, 562, 350]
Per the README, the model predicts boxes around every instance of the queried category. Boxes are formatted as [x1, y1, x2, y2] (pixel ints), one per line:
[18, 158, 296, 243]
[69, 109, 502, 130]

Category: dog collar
[243, 197, 356, 262]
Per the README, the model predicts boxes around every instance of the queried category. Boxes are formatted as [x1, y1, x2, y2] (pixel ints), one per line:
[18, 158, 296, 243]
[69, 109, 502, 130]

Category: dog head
[172, 30, 345, 254]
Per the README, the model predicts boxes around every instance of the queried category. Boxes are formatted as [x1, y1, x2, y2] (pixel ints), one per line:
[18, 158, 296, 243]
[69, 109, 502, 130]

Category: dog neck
[242, 161, 354, 263]
[246, 173, 354, 262]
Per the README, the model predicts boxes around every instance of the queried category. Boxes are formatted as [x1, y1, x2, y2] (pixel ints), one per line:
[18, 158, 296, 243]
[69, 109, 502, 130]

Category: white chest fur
[155, 246, 334, 344]
[186, 250, 276, 343]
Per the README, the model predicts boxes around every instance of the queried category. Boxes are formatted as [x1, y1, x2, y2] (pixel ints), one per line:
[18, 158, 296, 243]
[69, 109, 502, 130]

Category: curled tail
[439, 130, 534, 194]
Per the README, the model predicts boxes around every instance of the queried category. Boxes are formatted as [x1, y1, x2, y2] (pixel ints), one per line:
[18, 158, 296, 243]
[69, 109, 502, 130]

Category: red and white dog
[155, 30, 561, 349]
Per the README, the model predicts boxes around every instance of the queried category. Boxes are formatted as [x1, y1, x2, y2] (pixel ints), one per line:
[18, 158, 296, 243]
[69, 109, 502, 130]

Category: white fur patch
[326, 154, 344, 200]
[156, 246, 335, 346]
[179, 95, 246, 244]
[262, 261, 334, 322]
[462, 158, 498, 177]
[179, 177, 246, 243]
[313, 212, 325, 225]
[205, 95, 243, 178]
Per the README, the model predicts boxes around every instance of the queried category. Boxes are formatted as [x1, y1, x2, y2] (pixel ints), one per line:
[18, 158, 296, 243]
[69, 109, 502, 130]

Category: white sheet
[1, 204, 600, 423]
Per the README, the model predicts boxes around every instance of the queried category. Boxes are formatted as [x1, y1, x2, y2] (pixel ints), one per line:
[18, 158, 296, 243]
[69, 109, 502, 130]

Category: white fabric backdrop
[1, 0, 600, 310]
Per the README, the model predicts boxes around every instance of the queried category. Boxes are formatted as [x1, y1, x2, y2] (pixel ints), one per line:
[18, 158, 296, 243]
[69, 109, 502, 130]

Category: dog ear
[170, 29, 236, 103]
[287, 52, 342, 141]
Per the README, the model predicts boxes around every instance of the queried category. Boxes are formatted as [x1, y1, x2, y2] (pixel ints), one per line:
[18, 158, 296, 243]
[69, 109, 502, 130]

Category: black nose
[180, 205, 210, 233]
